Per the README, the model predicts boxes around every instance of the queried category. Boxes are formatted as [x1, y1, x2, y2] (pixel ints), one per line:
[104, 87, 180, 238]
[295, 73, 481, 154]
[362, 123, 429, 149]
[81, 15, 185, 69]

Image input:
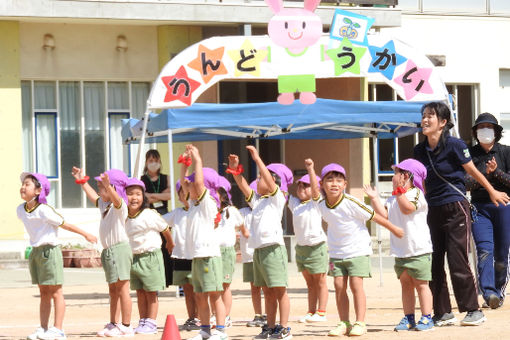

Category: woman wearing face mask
[465, 113, 510, 310]
[141, 149, 173, 287]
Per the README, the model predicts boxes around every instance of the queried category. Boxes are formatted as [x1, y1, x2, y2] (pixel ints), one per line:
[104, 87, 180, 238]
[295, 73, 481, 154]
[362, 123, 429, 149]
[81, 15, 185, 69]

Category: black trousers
[427, 200, 479, 315]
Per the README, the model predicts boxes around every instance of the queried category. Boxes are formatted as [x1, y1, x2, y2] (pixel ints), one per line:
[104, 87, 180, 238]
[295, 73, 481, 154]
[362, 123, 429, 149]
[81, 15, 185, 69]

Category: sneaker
[246, 315, 265, 327]
[432, 312, 457, 327]
[97, 323, 116, 337]
[224, 316, 233, 328]
[306, 313, 327, 323]
[27, 327, 45, 340]
[394, 316, 416, 331]
[298, 313, 313, 323]
[38, 327, 66, 340]
[270, 325, 292, 339]
[190, 330, 212, 340]
[415, 316, 434, 331]
[328, 321, 351, 336]
[348, 322, 366, 336]
[134, 319, 146, 334]
[488, 294, 501, 309]
[135, 318, 157, 335]
[253, 325, 272, 339]
[104, 324, 134, 337]
[184, 318, 201, 331]
[460, 310, 486, 326]
[209, 329, 229, 340]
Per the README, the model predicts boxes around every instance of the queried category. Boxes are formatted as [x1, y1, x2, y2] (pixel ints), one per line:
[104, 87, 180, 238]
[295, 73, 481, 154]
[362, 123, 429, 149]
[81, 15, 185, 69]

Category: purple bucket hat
[218, 175, 232, 201]
[297, 174, 321, 185]
[95, 169, 129, 204]
[321, 163, 346, 179]
[392, 159, 427, 192]
[20, 172, 51, 204]
[249, 179, 257, 192]
[187, 167, 220, 206]
[175, 179, 182, 193]
[266, 163, 293, 193]
[125, 177, 146, 191]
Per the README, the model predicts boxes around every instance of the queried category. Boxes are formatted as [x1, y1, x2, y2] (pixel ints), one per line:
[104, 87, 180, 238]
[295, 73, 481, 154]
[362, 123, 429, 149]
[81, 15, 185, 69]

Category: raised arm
[101, 173, 123, 209]
[363, 184, 387, 218]
[187, 144, 205, 195]
[247, 145, 276, 193]
[305, 158, 320, 200]
[463, 160, 510, 206]
[228, 154, 252, 199]
[179, 151, 191, 197]
[71, 166, 99, 204]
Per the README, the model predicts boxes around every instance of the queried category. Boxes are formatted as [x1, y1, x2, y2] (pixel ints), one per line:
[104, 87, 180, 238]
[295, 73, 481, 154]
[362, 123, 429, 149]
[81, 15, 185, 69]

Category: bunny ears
[265, 0, 320, 13]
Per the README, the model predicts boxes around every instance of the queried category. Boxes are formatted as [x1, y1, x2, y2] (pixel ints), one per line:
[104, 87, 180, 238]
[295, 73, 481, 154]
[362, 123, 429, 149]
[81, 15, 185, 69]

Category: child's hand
[100, 173, 111, 188]
[71, 166, 84, 180]
[363, 184, 378, 199]
[166, 241, 175, 255]
[304, 158, 314, 170]
[228, 154, 239, 169]
[85, 233, 98, 244]
[187, 144, 199, 160]
[246, 145, 260, 161]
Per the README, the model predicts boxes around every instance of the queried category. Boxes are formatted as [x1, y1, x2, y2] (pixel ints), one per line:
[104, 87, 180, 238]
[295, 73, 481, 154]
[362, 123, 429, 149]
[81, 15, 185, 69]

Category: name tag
[153, 201, 164, 208]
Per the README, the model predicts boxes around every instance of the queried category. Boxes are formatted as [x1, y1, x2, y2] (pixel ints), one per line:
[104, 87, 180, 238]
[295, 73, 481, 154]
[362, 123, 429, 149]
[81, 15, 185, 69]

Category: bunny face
[268, 8, 323, 49]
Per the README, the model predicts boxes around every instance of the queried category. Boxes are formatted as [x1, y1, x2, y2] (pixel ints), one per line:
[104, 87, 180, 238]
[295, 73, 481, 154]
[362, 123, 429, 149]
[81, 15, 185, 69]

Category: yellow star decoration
[227, 39, 267, 77]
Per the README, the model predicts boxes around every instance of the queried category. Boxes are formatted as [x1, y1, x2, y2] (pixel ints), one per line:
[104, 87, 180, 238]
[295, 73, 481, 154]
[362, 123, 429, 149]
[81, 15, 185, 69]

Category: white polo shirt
[125, 209, 169, 254]
[319, 193, 375, 259]
[97, 197, 129, 249]
[17, 203, 64, 247]
[186, 189, 221, 258]
[216, 206, 244, 248]
[288, 195, 327, 246]
[246, 187, 286, 249]
[239, 207, 254, 263]
[385, 187, 432, 258]
[163, 207, 190, 259]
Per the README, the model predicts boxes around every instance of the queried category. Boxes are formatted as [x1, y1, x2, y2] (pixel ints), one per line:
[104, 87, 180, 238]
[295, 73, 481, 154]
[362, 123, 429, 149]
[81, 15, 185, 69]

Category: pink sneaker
[105, 324, 134, 337]
[97, 323, 116, 337]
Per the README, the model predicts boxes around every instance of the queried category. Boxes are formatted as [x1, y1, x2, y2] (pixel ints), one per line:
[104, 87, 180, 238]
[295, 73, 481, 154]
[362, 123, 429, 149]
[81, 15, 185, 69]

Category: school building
[1, 0, 510, 256]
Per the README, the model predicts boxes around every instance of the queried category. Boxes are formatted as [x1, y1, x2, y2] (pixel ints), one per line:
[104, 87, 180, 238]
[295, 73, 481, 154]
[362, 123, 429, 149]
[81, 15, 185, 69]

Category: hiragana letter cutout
[394, 60, 433, 100]
[188, 44, 228, 84]
[227, 39, 267, 77]
[368, 40, 407, 80]
[161, 66, 201, 106]
[326, 37, 366, 76]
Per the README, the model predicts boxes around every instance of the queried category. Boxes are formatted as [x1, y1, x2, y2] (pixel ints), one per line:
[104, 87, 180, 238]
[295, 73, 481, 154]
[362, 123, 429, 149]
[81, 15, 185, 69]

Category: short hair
[268, 171, 281, 187]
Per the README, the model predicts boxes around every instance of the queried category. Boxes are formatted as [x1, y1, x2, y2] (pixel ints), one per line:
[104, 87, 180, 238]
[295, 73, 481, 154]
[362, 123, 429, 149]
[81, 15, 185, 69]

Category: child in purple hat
[306, 160, 404, 337]
[71, 166, 134, 337]
[364, 159, 433, 331]
[179, 144, 228, 340]
[287, 165, 328, 324]
[18, 172, 97, 340]
[228, 146, 292, 339]
[123, 178, 173, 335]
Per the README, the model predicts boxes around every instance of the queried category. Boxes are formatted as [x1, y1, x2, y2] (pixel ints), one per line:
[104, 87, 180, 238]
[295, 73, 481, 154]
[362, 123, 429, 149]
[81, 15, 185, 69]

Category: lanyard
[149, 174, 161, 193]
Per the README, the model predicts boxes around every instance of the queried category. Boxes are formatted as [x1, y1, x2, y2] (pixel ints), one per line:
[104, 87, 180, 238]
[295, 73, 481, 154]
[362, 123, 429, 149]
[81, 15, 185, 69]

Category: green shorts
[295, 242, 328, 274]
[191, 256, 224, 293]
[328, 255, 371, 278]
[243, 262, 254, 283]
[172, 270, 192, 286]
[101, 242, 133, 284]
[394, 253, 432, 281]
[220, 246, 236, 284]
[130, 249, 166, 291]
[278, 74, 315, 93]
[29, 244, 63, 285]
[253, 244, 288, 288]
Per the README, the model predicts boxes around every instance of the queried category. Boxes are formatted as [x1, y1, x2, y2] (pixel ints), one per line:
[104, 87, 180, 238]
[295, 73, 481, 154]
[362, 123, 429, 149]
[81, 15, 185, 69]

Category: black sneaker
[461, 310, 486, 326]
[432, 312, 457, 327]
[247, 315, 265, 327]
[270, 325, 292, 339]
[183, 318, 201, 331]
[254, 325, 272, 339]
[488, 294, 501, 309]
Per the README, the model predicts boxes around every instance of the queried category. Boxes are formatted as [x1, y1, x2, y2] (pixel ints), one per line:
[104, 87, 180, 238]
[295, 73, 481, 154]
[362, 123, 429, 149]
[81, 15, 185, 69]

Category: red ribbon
[214, 211, 222, 226]
[226, 164, 244, 176]
[75, 176, 90, 185]
[392, 187, 407, 196]
[178, 155, 192, 167]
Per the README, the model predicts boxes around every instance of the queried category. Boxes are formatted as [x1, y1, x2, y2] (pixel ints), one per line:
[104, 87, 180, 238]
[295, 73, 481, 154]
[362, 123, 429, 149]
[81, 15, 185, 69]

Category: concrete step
[0, 259, 28, 269]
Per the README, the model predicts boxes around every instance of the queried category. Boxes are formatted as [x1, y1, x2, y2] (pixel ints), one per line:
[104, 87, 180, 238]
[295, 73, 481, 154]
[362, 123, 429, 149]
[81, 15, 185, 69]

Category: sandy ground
[0, 262, 508, 340]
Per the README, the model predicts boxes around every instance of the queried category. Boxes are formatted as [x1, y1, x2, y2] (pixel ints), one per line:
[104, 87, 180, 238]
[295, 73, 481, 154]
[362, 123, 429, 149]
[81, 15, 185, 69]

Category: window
[21, 80, 151, 208]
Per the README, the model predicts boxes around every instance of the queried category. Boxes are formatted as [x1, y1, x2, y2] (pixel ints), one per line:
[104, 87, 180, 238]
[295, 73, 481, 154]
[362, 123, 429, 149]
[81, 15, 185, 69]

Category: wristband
[226, 164, 244, 176]
[392, 187, 407, 196]
[178, 155, 192, 167]
[75, 176, 90, 185]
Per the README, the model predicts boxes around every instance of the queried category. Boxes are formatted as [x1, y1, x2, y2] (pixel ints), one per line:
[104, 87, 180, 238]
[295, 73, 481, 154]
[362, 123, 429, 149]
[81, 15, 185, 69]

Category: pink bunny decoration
[266, 0, 323, 105]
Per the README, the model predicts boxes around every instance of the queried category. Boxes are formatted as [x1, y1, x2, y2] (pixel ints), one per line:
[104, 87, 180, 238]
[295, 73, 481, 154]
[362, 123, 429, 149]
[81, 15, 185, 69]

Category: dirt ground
[0, 263, 508, 340]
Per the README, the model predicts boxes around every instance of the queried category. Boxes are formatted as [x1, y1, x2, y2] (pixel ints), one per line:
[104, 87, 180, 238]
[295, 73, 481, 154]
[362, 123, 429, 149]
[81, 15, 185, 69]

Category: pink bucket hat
[20, 172, 50, 204]
[187, 167, 220, 206]
[297, 174, 320, 185]
[175, 179, 182, 193]
[218, 175, 232, 201]
[266, 163, 293, 193]
[321, 163, 346, 179]
[249, 179, 257, 192]
[95, 169, 129, 204]
[392, 159, 427, 192]
[125, 177, 146, 191]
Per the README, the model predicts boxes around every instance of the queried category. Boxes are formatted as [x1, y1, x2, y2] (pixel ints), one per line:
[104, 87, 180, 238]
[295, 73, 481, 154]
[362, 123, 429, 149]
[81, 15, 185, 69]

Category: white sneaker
[189, 330, 211, 340]
[27, 327, 44, 340]
[306, 313, 327, 323]
[97, 323, 116, 337]
[210, 315, 216, 328]
[37, 327, 66, 340]
[224, 316, 232, 328]
[209, 330, 229, 340]
[298, 313, 313, 323]
[105, 324, 134, 337]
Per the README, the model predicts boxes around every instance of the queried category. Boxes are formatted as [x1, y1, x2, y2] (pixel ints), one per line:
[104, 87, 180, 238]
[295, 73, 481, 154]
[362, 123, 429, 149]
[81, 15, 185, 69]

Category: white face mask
[477, 127, 495, 144]
[147, 162, 161, 172]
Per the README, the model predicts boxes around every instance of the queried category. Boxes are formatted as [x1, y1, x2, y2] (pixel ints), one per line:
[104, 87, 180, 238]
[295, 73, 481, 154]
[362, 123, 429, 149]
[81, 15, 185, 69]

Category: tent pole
[372, 135, 383, 287]
[133, 110, 149, 178]
[168, 129, 176, 211]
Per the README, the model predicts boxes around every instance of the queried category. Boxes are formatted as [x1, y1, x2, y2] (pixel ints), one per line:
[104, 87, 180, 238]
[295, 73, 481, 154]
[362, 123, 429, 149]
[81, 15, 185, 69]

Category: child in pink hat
[287, 165, 329, 324]
[71, 167, 134, 337]
[364, 158, 433, 331]
[228, 146, 292, 339]
[18, 172, 97, 340]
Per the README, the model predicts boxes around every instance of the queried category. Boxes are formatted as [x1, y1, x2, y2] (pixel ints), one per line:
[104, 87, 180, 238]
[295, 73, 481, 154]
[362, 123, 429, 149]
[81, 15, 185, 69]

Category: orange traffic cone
[161, 314, 182, 340]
